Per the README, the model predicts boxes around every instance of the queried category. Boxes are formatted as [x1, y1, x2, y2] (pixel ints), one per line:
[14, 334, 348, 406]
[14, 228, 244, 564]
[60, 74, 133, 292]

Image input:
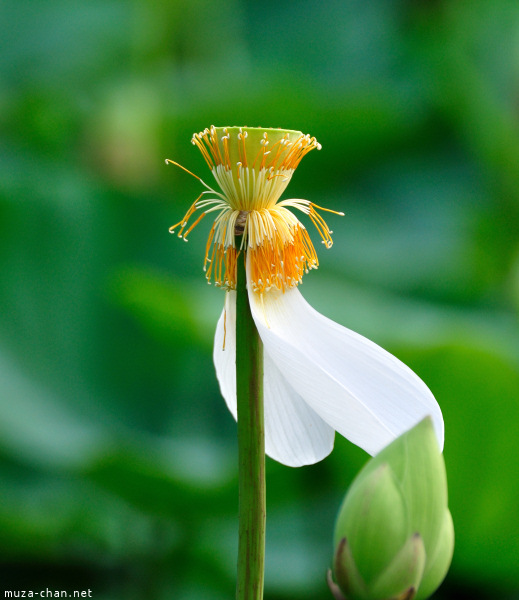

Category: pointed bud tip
[327, 569, 347, 600]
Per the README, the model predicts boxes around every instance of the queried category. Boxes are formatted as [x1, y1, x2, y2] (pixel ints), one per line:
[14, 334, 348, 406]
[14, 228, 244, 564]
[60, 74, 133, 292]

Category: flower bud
[329, 418, 454, 600]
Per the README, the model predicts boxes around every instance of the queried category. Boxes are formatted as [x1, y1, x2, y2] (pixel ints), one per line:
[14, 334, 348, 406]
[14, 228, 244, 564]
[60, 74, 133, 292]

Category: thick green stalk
[235, 249, 265, 600]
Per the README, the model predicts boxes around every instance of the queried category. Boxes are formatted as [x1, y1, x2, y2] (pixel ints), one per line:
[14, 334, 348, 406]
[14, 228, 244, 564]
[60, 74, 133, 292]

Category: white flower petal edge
[214, 291, 335, 467]
[246, 258, 445, 456]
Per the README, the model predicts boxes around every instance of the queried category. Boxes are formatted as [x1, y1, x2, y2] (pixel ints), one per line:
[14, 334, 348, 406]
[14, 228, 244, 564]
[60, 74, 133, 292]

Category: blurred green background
[1, 0, 519, 598]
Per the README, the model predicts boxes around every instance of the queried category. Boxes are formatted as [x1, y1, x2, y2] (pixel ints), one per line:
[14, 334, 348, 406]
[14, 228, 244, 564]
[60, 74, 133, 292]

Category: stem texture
[235, 250, 265, 600]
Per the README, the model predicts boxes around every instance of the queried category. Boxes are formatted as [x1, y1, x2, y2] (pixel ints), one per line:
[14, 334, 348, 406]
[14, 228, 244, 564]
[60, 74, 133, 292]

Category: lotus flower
[168, 126, 443, 466]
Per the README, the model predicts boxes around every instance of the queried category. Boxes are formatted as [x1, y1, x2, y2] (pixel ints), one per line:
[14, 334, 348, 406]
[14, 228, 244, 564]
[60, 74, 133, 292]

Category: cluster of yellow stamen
[168, 126, 343, 293]
[191, 126, 321, 175]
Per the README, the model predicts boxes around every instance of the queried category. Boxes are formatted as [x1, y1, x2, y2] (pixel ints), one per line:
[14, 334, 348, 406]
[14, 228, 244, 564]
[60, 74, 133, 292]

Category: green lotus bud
[329, 418, 454, 600]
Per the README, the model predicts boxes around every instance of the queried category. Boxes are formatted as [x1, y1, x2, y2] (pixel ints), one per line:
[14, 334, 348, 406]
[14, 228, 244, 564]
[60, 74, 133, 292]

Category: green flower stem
[235, 247, 266, 600]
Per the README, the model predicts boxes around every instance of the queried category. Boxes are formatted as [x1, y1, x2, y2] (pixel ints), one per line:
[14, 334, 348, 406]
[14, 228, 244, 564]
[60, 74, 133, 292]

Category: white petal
[214, 291, 335, 466]
[213, 291, 237, 419]
[263, 353, 335, 466]
[246, 264, 444, 456]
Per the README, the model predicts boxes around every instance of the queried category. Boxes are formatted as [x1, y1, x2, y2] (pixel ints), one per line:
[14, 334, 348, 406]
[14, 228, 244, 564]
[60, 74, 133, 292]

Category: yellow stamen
[192, 134, 214, 169]
[168, 126, 341, 292]
[165, 159, 203, 182]
[311, 202, 345, 216]
[268, 136, 289, 169]
[252, 133, 269, 170]
[222, 129, 232, 170]
[168, 193, 204, 236]
[308, 206, 333, 248]
[182, 212, 206, 240]
[238, 128, 249, 168]
[223, 306, 227, 350]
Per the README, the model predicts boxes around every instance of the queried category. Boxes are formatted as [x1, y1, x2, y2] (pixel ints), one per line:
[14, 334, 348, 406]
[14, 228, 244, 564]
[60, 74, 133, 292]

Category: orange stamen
[169, 127, 337, 292]
[182, 212, 206, 240]
[165, 159, 203, 182]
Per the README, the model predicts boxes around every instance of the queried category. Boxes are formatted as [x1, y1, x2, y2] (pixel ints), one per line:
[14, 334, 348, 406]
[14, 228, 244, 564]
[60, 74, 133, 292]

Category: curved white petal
[214, 291, 335, 466]
[246, 261, 444, 456]
[263, 353, 335, 466]
[213, 292, 238, 419]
